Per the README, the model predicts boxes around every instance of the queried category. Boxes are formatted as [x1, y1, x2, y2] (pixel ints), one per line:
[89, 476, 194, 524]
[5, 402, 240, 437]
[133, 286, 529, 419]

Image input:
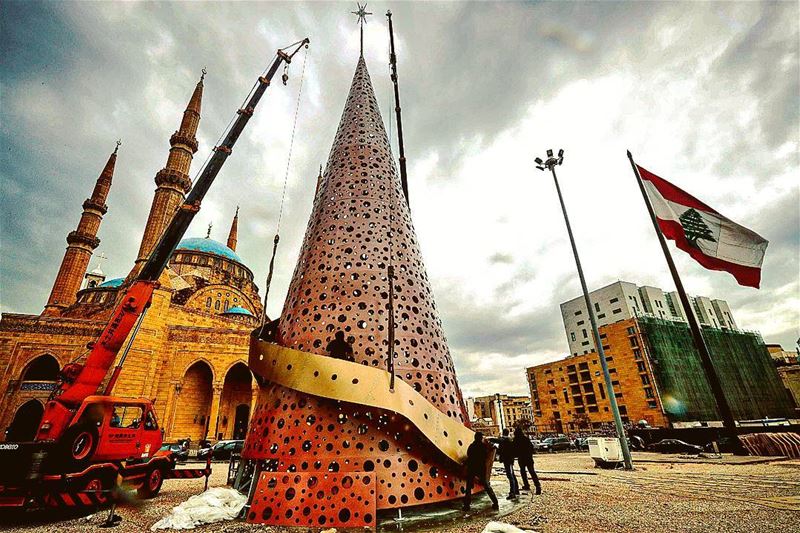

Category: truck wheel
[60, 424, 99, 471]
[138, 466, 164, 498]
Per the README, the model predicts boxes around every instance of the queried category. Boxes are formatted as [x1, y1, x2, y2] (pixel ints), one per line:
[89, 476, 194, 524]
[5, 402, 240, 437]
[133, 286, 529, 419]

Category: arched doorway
[22, 354, 59, 381]
[5, 400, 44, 441]
[173, 361, 213, 442]
[219, 363, 252, 440]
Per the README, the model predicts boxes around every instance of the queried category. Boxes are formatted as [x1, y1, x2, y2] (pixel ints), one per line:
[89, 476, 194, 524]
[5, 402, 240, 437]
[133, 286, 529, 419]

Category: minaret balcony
[170, 131, 199, 153]
[155, 168, 192, 192]
[82, 198, 108, 215]
[66, 230, 100, 249]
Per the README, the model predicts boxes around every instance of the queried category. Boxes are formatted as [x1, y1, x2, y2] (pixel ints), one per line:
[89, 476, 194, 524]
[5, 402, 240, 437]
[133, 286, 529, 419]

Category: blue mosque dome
[98, 277, 125, 288]
[176, 237, 242, 263]
[223, 306, 254, 316]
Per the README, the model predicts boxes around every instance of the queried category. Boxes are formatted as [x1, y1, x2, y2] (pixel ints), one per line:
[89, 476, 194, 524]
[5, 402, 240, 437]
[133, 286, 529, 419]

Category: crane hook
[282, 64, 289, 86]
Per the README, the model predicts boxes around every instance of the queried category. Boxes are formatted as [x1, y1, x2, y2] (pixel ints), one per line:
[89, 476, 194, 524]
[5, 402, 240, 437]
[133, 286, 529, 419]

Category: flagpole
[626, 150, 743, 454]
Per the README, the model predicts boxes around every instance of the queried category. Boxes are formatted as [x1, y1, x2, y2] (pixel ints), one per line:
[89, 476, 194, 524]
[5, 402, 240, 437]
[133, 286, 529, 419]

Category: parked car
[647, 438, 703, 454]
[197, 439, 244, 461]
[159, 442, 189, 463]
[539, 436, 572, 452]
[575, 437, 590, 451]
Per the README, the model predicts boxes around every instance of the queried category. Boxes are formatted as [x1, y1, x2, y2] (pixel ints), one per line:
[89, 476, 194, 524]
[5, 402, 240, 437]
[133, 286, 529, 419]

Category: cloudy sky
[1, 1, 797, 398]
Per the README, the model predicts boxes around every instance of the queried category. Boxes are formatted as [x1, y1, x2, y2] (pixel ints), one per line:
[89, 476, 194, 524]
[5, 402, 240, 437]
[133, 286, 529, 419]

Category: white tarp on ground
[481, 521, 538, 533]
[150, 487, 247, 530]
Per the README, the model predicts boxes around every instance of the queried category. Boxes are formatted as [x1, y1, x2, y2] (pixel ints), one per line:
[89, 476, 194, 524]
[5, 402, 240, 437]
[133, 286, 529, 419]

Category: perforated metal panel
[247, 471, 377, 528]
[244, 56, 471, 511]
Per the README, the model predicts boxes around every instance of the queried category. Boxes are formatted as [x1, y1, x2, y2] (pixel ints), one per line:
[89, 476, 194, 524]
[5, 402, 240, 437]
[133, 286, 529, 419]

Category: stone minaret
[134, 72, 204, 268]
[44, 143, 119, 314]
[226, 206, 239, 252]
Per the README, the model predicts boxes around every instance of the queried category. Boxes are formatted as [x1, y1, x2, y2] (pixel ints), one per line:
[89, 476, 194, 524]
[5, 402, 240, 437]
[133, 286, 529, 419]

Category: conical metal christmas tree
[244, 55, 475, 527]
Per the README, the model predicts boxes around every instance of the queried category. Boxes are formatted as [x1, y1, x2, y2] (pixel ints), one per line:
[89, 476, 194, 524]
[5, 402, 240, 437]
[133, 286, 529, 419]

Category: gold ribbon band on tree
[249, 340, 475, 465]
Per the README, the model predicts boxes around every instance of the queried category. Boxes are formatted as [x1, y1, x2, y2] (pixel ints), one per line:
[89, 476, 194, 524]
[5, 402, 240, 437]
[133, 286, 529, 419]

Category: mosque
[0, 73, 265, 444]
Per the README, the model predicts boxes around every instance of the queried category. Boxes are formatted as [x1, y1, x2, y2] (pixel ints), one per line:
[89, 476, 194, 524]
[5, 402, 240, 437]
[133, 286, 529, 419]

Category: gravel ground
[3, 453, 799, 532]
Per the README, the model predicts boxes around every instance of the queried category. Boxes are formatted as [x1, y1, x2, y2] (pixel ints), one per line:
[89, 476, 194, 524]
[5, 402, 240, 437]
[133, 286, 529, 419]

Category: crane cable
[261, 43, 309, 326]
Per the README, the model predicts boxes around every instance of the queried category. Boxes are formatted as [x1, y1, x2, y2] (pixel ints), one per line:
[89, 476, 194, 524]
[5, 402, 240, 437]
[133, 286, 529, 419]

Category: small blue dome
[176, 238, 242, 263]
[98, 277, 124, 288]
[223, 306, 253, 316]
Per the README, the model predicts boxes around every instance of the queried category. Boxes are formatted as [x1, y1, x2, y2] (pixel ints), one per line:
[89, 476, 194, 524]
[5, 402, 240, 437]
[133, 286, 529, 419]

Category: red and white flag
[637, 165, 768, 288]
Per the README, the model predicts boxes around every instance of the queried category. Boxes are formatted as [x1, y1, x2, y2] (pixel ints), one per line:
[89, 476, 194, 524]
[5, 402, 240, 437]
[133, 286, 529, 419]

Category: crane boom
[35, 38, 310, 443]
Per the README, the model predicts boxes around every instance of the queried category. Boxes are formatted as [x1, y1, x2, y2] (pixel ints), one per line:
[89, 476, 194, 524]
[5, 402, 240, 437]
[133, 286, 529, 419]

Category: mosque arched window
[22, 354, 59, 381]
[224, 301, 230, 311]
[214, 301, 221, 311]
[206, 297, 212, 308]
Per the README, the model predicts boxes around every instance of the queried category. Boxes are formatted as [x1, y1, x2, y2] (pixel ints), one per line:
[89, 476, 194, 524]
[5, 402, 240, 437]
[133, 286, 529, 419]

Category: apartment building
[560, 280, 738, 355]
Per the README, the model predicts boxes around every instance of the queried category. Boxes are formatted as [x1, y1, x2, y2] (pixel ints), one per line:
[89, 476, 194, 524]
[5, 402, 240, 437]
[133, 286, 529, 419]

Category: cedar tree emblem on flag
[637, 165, 768, 288]
[679, 208, 717, 246]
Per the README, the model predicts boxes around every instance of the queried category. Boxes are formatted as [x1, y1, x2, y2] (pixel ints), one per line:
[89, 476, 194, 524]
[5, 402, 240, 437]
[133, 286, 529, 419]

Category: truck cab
[65, 396, 163, 466]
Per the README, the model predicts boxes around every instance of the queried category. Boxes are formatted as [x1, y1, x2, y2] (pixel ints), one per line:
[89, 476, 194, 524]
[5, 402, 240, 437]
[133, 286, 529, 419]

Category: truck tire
[59, 423, 99, 471]
[138, 466, 164, 498]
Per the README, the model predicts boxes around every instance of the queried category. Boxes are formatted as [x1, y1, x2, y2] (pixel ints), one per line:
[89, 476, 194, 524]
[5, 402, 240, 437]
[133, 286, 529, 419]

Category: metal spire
[206, 222, 212, 238]
[352, 2, 372, 56]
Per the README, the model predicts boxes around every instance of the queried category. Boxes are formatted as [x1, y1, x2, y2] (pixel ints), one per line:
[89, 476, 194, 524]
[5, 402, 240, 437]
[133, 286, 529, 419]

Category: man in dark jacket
[514, 427, 542, 494]
[326, 331, 354, 361]
[491, 428, 520, 499]
[462, 432, 499, 512]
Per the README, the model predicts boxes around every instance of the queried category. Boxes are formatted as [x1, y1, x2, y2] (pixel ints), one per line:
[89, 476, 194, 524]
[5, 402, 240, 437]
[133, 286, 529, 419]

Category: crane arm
[35, 38, 310, 442]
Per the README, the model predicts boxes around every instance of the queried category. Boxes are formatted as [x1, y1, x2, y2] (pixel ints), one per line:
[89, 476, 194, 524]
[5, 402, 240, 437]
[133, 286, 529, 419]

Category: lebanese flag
[637, 165, 768, 288]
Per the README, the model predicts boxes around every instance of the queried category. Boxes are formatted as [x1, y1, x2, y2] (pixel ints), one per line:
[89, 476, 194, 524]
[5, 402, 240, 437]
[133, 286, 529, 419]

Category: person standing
[326, 330, 354, 361]
[514, 426, 542, 495]
[462, 432, 499, 512]
[491, 428, 520, 500]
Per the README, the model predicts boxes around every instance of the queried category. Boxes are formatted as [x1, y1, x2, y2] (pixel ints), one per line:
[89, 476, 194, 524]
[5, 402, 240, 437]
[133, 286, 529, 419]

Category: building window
[581, 341, 590, 346]
[627, 326, 636, 335]
[612, 308, 622, 314]
[610, 297, 619, 304]
[214, 300, 221, 310]
[574, 310, 582, 316]
[629, 337, 639, 348]
[640, 374, 650, 385]
[206, 297, 212, 308]
[582, 329, 588, 339]
[571, 332, 576, 341]
[633, 348, 642, 360]
[644, 387, 654, 398]
[598, 384, 606, 399]
[637, 361, 646, 372]
[594, 303, 600, 312]
[602, 345, 611, 351]
[647, 400, 658, 408]
[597, 313, 605, 319]
[600, 333, 607, 339]
[577, 320, 585, 326]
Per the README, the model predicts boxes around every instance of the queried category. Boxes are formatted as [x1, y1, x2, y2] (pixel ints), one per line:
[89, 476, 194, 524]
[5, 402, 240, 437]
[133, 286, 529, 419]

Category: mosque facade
[0, 74, 265, 445]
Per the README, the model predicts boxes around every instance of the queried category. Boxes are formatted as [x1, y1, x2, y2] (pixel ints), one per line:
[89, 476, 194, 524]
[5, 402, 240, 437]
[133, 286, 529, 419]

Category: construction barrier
[739, 432, 800, 458]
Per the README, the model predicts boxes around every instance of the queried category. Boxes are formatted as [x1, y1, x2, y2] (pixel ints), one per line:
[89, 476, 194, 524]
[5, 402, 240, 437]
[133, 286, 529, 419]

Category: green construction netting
[638, 317, 794, 422]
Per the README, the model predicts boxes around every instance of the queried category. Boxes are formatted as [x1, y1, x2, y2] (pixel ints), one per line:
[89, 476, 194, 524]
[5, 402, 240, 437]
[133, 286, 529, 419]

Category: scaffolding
[638, 316, 794, 423]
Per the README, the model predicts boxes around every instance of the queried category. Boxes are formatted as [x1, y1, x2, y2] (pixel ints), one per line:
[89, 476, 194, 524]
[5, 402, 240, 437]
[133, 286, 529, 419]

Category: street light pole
[535, 149, 634, 470]
[495, 393, 505, 434]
